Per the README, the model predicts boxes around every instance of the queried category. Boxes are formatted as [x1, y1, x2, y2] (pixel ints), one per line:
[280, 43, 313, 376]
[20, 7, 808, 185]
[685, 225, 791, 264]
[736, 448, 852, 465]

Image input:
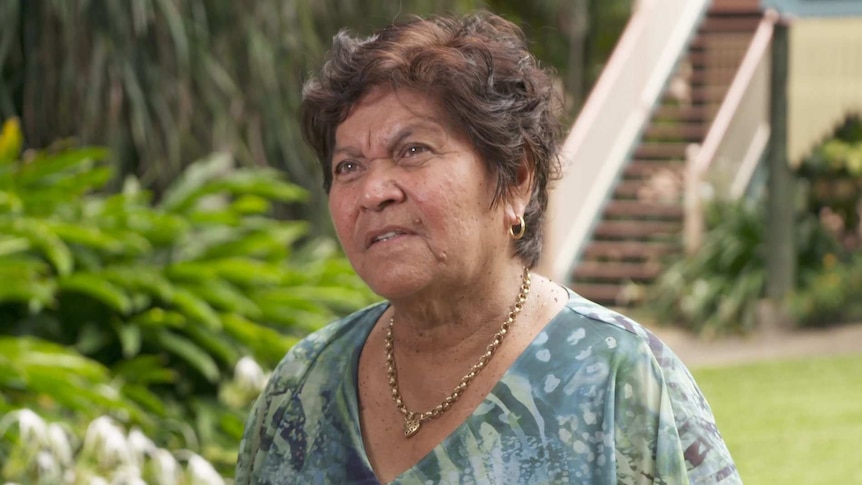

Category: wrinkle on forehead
[334, 87, 462, 158]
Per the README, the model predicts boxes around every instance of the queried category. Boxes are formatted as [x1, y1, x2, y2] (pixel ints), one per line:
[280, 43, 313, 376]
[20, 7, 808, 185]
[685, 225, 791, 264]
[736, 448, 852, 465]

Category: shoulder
[236, 302, 387, 482]
[558, 288, 740, 483]
[552, 287, 678, 366]
[267, 301, 388, 393]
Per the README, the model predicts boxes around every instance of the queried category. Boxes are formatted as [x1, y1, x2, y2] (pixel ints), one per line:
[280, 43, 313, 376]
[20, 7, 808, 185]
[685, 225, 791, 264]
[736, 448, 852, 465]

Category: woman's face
[328, 87, 517, 299]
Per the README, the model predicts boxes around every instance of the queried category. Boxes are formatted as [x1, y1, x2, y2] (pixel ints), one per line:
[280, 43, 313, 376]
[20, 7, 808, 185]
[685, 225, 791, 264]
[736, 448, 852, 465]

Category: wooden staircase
[570, 0, 762, 306]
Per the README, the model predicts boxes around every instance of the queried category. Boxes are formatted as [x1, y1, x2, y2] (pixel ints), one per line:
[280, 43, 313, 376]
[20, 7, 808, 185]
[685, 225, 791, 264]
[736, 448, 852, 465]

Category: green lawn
[693, 353, 862, 485]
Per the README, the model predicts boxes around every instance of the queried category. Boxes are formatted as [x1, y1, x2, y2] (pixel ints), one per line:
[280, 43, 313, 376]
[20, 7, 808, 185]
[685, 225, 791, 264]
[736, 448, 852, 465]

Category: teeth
[374, 231, 401, 243]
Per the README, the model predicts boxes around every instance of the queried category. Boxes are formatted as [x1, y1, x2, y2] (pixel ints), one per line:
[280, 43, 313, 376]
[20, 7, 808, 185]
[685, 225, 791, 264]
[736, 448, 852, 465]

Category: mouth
[366, 227, 413, 248]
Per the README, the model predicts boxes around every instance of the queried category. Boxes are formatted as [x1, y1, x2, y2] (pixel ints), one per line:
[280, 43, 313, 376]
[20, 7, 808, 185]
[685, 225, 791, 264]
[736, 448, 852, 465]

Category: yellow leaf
[0, 118, 23, 164]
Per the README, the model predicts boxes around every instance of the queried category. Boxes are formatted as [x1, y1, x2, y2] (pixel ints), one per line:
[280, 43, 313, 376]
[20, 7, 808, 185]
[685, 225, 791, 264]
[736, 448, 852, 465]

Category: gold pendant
[404, 418, 421, 438]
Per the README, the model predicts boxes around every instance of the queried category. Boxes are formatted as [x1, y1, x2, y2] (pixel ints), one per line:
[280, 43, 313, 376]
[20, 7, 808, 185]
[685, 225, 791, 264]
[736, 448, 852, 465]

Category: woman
[237, 12, 740, 484]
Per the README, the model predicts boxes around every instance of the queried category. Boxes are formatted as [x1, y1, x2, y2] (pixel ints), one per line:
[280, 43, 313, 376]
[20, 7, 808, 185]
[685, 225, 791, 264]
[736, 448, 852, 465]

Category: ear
[504, 159, 533, 224]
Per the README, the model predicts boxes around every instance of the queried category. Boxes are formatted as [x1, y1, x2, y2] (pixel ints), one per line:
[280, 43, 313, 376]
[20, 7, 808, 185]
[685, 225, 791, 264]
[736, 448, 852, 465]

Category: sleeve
[234, 345, 311, 484]
[612, 337, 741, 484]
[235, 392, 268, 485]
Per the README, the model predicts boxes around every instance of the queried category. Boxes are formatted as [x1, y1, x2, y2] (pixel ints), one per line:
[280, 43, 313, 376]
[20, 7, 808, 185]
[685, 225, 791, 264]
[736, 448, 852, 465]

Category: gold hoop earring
[509, 215, 526, 240]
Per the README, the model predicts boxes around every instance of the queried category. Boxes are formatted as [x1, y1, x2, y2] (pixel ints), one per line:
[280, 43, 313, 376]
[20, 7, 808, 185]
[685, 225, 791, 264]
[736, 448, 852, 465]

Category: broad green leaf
[0, 236, 30, 256]
[0, 190, 23, 213]
[22, 166, 113, 205]
[16, 147, 108, 187]
[113, 355, 177, 386]
[183, 323, 239, 367]
[154, 329, 220, 383]
[44, 221, 126, 253]
[102, 265, 176, 302]
[116, 322, 142, 358]
[221, 313, 296, 365]
[130, 308, 186, 329]
[230, 194, 271, 215]
[0, 336, 109, 381]
[200, 222, 307, 261]
[207, 258, 285, 286]
[171, 287, 222, 329]
[1, 217, 73, 275]
[184, 280, 261, 317]
[159, 152, 234, 212]
[121, 383, 168, 415]
[58, 273, 133, 314]
[200, 170, 308, 204]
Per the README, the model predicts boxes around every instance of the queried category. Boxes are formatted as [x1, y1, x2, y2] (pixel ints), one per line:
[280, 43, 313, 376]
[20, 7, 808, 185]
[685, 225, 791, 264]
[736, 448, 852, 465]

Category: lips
[365, 226, 414, 248]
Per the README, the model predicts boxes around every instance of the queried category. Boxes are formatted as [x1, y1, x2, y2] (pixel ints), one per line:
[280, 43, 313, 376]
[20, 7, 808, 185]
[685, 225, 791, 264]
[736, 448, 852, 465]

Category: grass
[693, 353, 862, 485]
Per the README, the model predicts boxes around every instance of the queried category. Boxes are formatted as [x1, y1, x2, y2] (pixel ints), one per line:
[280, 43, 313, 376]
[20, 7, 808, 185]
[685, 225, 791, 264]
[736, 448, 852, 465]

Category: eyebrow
[332, 120, 445, 159]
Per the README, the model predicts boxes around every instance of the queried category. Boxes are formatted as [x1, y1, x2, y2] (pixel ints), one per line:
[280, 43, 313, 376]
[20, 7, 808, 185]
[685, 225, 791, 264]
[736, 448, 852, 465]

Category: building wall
[788, 16, 862, 165]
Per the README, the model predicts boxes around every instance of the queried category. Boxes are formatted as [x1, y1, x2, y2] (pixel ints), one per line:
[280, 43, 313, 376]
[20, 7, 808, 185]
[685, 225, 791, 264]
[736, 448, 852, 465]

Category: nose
[359, 162, 405, 211]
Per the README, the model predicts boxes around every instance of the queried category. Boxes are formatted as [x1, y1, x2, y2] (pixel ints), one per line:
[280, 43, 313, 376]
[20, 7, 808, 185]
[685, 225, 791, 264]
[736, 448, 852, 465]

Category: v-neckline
[341, 291, 576, 483]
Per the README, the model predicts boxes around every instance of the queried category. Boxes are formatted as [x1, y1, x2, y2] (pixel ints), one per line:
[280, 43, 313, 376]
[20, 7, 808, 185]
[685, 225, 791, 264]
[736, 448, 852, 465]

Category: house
[540, 0, 862, 309]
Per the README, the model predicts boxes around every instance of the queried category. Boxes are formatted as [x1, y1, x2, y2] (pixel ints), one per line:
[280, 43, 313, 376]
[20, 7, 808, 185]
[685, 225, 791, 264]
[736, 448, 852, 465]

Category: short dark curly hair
[300, 12, 562, 268]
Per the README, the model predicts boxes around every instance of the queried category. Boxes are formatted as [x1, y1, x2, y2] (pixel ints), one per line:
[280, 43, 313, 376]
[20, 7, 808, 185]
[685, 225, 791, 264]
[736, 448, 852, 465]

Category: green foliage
[789, 254, 862, 326]
[798, 116, 862, 251]
[789, 116, 862, 326]
[0, 1, 632, 236]
[647, 201, 840, 336]
[800, 116, 862, 177]
[0, 120, 377, 475]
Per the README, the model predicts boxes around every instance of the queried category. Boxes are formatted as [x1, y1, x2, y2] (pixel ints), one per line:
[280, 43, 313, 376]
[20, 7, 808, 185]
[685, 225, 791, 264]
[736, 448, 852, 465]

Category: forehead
[335, 87, 452, 145]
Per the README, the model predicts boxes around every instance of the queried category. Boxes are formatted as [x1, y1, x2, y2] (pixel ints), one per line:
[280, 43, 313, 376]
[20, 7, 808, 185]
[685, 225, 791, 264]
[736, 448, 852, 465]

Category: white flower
[83, 416, 134, 468]
[151, 449, 180, 485]
[109, 465, 146, 485]
[46, 422, 73, 466]
[234, 356, 266, 393]
[35, 450, 59, 480]
[14, 409, 48, 445]
[127, 427, 156, 464]
[186, 453, 225, 485]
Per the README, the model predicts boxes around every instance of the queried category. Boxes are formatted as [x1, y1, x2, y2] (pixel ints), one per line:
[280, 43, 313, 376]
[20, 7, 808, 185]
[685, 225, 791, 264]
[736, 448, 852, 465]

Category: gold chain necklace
[384, 267, 531, 438]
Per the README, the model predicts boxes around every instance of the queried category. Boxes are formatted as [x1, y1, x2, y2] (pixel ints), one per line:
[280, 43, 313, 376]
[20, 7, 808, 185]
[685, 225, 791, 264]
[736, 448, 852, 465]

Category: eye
[333, 160, 361, 177]
[403, 144, 429, 157]
[397, 144, 433, 166]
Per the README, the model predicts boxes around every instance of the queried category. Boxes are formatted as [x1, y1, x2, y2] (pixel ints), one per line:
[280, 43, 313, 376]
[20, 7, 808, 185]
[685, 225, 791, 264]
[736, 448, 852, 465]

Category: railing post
[684, 143, 704, 254]
[765, 19, 795, 301]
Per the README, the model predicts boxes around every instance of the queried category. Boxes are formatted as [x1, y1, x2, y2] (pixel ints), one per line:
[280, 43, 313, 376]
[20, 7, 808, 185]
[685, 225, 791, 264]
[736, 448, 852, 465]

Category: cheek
[328, 194, 355, 246]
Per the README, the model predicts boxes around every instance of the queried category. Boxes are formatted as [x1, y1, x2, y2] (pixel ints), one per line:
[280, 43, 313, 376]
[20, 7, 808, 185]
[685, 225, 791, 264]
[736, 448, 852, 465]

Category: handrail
[684, 12, 776, 253]
[693, 11, 777, 175]
[542, 0, 710, 283]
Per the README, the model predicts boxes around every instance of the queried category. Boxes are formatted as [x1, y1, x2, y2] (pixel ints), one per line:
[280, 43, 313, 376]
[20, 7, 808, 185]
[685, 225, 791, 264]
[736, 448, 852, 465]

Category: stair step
[709, 0, 761, 14]
[562, 8, 763, 307]
[573, 261, 663, 281]
[570, 283, 628, 304]
[661, 85, 731, 105]
[690, 32, 755, 52]
[604, 200, 684, 219]
[582, 241, 680, 260]
[691, 69, 739, 86]
[654, 105, 711, 122]
[612, 180, 684, 201]
[593, 221, 682, 239]
[623, 160, 685, 179]
[634, 142, 689, 160]
[699, 15, 762, 33]
[643, 123, 705, 141]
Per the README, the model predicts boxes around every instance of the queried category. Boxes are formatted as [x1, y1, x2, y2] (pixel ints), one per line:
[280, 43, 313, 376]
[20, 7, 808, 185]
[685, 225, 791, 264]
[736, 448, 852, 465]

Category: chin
[356, 264, 434, 301]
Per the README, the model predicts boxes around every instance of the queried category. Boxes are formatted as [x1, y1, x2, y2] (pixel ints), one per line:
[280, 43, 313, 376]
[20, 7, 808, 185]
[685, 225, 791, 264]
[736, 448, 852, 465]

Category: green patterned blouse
[236, 288, 740, 484]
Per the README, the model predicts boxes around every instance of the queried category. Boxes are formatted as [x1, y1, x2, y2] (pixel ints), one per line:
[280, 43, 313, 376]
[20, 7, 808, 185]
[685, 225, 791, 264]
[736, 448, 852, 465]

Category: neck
[387, 261, 528, 354]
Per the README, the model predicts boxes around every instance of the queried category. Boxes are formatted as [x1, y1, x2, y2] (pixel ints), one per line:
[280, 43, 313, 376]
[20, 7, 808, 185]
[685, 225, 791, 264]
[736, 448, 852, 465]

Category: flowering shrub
[0, 119, 376, 477]
[0, 354, 270, 483]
